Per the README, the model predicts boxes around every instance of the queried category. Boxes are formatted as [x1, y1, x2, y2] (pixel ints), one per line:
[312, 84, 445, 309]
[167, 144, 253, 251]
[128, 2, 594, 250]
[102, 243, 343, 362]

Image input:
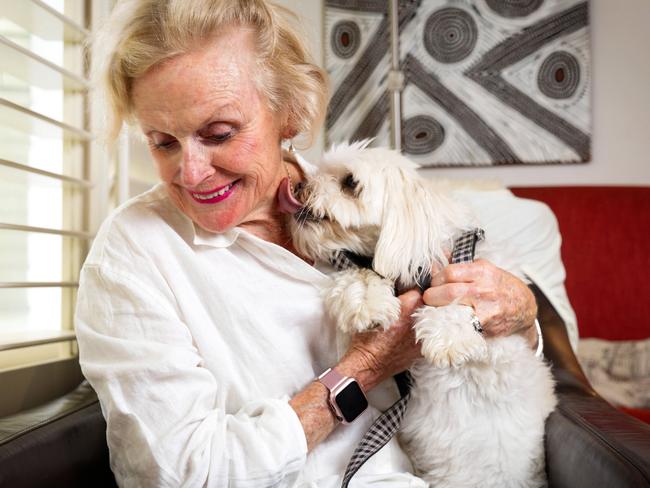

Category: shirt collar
[192, 223, 242, 248]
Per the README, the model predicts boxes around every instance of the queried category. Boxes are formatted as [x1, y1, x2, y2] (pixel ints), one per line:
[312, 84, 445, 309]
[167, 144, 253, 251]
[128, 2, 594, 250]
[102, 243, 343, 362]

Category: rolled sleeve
[75, 264, 308, 488]
[513, 200, 579, 351]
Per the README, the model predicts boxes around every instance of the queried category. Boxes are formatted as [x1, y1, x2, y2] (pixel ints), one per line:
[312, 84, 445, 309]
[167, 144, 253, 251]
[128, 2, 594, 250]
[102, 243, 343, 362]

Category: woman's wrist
[289, 356, 382, 452]
[335, 351, 384, 393]
[289, 381, 338, 451]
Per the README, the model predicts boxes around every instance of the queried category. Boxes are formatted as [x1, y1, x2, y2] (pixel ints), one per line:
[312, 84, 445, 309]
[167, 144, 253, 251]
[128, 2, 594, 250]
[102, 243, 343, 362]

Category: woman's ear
[280, 110, 298, 140]
[281, 127, 298, 140]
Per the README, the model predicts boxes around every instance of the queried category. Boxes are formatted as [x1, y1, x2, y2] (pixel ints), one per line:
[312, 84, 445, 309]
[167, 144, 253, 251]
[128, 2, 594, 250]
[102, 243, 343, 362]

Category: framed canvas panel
[325, 0, 592, 167]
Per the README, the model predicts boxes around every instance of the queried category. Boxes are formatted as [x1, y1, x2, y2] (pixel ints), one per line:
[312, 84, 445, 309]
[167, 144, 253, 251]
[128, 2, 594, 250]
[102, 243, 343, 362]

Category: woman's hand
[337, 290, 423, 392]
[291, 291, 422, 450]
[423, 259, 537, 343]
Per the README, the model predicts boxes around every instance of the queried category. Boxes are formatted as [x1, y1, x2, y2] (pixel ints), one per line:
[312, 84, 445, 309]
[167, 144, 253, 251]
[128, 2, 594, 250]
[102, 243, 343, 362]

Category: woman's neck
[240, 213, 290, 246]
[238, 156, 307, 252]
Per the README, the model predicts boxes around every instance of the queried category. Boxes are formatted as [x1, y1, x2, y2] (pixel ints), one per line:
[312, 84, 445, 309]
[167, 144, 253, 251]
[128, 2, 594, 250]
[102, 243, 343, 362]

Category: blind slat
[30, 0, 90, 39]
[0, 158, 93, 188]
[0, 98, 93, 141]
[0, 330, 76, 352]
[0, 35, 89, 91]
[0, 282, 79, 289]
[0, 223, 93, 239]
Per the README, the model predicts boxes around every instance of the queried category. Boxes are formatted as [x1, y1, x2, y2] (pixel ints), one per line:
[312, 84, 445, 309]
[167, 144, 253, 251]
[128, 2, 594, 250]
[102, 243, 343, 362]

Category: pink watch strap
[318, 368, 346, 391]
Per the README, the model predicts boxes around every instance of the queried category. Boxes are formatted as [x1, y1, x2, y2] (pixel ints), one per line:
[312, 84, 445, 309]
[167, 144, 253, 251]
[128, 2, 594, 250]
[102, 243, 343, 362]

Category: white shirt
[75, 182, 577, 488]
[75, 184, 421, 488]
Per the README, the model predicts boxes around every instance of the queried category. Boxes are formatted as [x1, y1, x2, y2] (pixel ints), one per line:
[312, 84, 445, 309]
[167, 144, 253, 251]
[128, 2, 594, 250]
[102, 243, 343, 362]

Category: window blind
[0, 0, 97, 369]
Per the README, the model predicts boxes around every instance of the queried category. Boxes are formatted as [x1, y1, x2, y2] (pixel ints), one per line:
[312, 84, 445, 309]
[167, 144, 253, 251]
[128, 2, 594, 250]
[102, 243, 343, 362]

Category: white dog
[288, 141, 557, 488]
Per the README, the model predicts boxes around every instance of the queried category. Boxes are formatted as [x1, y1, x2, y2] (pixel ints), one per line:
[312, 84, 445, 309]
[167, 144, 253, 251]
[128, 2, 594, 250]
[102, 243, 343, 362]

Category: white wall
[280, 0, 650, 187]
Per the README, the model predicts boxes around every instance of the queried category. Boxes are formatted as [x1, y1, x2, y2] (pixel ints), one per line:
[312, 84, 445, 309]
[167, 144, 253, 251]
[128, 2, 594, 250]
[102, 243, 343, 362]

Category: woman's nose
[178, 143, 214, 187]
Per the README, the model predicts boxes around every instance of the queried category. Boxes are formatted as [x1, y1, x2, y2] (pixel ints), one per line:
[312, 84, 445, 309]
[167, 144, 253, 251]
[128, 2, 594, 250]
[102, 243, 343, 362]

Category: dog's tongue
[277, 177, 303, 214]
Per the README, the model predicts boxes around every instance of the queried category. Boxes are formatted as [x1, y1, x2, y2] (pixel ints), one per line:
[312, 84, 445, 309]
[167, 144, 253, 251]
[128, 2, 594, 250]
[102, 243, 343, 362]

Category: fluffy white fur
[289, 142, 557, 487]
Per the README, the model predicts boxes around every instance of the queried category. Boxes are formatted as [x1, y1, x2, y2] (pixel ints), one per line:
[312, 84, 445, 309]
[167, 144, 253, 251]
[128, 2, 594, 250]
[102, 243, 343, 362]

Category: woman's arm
[289, 291, 423, 451]
[77, 264, 309, 487]
[78, 257, 421, 485]
[423, 259, 539, 347]
[441, 189, 579, 351]
[292, 258, 540, 453]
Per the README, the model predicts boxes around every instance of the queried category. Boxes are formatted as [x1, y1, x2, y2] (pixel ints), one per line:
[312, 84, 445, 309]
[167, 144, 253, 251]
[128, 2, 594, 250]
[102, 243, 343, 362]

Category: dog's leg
[413, 304, 488, 368]
[324, 268, 400, 333]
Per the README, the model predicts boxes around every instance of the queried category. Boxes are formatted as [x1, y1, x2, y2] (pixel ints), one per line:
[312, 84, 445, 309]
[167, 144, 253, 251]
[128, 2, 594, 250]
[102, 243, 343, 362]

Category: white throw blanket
[578, 338, 650, 409]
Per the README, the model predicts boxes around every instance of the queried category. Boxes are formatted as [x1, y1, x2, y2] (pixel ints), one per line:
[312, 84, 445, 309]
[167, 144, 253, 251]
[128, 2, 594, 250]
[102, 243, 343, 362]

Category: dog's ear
[373, 166, 453, 286]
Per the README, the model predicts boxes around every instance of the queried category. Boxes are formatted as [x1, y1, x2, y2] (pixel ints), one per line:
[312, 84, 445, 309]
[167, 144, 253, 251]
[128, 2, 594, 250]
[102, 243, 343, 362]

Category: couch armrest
[0, 381, 116, 488]
[531, 285, 650, 488]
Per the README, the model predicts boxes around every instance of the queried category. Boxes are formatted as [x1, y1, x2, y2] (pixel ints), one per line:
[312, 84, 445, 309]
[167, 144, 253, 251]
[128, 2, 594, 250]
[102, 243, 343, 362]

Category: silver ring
[470, 314, 483, 334]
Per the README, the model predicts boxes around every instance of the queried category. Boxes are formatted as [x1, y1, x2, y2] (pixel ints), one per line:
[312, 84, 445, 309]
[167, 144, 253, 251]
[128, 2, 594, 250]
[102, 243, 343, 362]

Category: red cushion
[619, 407, 650, 425]
[510, 187, 650, 341]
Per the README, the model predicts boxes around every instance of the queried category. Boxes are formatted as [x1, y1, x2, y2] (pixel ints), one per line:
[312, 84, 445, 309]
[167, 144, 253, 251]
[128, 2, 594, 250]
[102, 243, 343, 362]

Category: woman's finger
[429, 251, 451, 276]
[399, 289, 424, 317]
[422, 282, 474, 307]
[430, 260, 491, 287]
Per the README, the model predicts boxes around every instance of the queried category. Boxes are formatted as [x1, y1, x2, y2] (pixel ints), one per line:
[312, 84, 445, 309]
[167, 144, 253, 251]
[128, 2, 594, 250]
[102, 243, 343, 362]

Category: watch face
[335, 381, 368, 423]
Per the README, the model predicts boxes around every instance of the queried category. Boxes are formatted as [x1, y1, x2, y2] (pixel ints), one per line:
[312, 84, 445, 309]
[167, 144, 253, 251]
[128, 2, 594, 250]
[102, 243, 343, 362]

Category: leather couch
[532, 283, 650, 487]
[0, 381, 116, 487]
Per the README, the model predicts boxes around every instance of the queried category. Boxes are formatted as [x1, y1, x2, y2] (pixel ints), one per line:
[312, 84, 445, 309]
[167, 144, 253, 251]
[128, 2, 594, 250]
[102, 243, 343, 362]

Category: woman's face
[132, 28, 288, 234]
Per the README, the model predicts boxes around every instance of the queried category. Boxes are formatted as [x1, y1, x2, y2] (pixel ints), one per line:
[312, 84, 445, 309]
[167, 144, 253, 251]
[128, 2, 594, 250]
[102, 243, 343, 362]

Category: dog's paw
[324, 268, 400, 333]
[413, 305, 488, 368]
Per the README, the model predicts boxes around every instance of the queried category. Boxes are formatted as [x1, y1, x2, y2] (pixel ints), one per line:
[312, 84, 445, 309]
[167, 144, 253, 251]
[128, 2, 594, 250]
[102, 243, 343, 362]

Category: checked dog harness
[328, 228, 485, 487]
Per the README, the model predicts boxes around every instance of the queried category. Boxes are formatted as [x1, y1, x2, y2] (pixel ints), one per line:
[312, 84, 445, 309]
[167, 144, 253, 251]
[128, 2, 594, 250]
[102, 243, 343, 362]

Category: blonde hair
[92, 0, 329, 145]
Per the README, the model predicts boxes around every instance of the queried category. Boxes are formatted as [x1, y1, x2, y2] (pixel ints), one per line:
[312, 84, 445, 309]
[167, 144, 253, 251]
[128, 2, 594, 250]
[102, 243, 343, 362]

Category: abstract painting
[325, 0, 591, 166]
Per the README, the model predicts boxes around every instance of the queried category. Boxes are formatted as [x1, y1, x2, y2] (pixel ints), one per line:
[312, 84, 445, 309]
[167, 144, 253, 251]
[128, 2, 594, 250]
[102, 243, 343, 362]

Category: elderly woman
[76, 1, 570, 486]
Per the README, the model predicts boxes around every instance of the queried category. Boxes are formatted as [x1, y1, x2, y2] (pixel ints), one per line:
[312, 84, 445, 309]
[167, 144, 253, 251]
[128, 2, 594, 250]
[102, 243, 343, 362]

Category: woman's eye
[200, 122, 234, 144]
[206, 132, 232, 143]
[150, 138, 178, 151]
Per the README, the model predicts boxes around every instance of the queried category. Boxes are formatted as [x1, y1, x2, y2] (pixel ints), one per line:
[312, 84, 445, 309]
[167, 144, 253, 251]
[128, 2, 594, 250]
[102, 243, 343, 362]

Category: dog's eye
[341, 173, 359, 192]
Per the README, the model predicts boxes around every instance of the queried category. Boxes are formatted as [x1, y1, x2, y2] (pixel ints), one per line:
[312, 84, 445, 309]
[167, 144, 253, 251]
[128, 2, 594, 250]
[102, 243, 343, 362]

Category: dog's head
[289, 141, 461, 285]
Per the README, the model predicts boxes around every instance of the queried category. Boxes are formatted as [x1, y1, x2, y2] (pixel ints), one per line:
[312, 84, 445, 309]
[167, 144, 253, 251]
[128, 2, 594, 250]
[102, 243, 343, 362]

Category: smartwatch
[318, 367, 368, 424]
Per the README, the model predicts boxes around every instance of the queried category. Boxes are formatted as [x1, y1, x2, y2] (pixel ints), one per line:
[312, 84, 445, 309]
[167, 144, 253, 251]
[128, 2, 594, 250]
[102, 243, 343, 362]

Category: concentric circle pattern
[331, 20, 362, 59]
[538, 51, 581, 99]
[486, 0, 544, 18]
[424, 8, 478, 64]
[402, 115, 446, 155]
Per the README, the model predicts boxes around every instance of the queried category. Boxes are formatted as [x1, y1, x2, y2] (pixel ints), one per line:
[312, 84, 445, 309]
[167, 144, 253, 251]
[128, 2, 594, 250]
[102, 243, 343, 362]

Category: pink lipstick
[189, 179, 240, 204]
